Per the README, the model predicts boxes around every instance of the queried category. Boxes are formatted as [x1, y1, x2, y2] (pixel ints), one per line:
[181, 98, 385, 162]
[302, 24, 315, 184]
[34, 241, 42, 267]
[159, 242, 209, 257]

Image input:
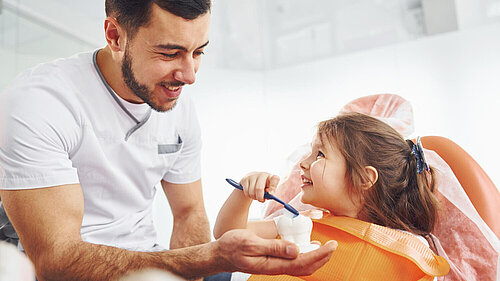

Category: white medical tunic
[0, 50, 202, 251]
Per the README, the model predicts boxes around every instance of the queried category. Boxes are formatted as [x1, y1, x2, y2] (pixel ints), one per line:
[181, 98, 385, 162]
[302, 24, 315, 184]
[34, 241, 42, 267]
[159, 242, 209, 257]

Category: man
[0, 1, 337, 280]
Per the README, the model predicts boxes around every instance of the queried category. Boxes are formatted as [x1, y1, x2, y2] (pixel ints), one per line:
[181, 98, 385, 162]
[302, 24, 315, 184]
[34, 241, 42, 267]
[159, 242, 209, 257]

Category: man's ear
[104, 17, 126, 52]
[362, 166, 378, 190]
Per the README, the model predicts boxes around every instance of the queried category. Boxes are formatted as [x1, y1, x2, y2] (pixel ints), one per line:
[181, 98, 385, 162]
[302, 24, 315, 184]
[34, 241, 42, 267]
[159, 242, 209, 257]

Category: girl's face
[299, 134, 362, 218]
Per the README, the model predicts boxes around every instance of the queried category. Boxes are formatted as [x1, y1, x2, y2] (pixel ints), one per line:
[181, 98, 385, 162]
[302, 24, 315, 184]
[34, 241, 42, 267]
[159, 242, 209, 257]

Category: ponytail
[397, 139, 438, 235]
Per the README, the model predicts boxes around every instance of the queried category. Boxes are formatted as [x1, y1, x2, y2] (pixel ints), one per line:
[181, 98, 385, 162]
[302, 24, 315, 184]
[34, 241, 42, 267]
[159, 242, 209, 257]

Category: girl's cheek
[310, 161, 323, 183]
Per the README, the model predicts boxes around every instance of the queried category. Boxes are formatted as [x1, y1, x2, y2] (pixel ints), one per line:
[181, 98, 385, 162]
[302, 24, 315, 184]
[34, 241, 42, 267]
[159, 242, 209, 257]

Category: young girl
[214, 112, 450, 281]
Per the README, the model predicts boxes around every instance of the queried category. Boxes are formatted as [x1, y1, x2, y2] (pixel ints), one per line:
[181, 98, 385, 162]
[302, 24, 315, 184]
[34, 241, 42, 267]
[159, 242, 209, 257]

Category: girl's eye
[316, 150, 325, 159]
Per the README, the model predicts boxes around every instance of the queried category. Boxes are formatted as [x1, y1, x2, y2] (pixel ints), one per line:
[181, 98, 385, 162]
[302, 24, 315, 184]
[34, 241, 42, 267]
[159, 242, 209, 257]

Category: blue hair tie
[411, 137, 430, 173]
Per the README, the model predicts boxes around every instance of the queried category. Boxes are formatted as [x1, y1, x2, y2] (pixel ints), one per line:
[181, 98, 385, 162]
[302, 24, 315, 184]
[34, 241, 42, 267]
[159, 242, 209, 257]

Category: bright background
[1, 0, 499, 247]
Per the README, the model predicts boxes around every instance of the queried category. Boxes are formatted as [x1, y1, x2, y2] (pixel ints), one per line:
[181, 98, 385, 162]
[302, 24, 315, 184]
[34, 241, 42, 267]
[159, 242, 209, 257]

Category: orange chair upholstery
[420, 136, 500, 239]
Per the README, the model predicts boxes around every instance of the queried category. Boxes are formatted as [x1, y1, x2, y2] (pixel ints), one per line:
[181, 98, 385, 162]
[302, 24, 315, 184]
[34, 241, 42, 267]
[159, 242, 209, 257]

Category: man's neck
[96, 47, 143, 104]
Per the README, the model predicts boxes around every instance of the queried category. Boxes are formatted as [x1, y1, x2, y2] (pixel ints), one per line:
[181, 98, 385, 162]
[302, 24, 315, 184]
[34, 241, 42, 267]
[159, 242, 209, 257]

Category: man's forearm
[170, 209, 211, 249]
[38, 239, 221, 281]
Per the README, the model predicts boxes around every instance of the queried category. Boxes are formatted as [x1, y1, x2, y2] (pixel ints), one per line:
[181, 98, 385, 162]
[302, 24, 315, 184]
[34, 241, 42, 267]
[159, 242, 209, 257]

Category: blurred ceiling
[2, 0, 500, 69]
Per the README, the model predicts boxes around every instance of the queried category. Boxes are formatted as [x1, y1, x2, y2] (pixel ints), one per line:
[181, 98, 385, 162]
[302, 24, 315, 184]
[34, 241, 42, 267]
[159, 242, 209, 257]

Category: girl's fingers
[267, 175, 280, 194]
[255, 174, 269, 202]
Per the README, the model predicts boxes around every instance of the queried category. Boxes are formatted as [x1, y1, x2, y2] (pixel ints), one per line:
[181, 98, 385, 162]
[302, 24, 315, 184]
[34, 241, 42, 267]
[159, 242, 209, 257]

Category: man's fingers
[261, 239, 337, 261]
[258, 240, 337, 276]
[260, 239, 299, 259]
[282, 240, 337, 276]
[221, 230, 338, 276]
[300, 240, 337, 261]
[324, 240, 338, 248]
[297, 253, 334, 276]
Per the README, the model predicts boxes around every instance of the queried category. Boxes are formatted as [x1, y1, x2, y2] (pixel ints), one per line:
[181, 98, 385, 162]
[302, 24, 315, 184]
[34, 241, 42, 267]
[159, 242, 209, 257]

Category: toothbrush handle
[225, 178, 299, 216]
[226, 178, 244, 191]
[266, 194, 300, 216]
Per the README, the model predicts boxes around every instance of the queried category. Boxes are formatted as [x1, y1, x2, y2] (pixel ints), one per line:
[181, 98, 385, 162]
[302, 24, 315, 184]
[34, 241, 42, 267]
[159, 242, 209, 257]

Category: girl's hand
[240, 172, 280, 203]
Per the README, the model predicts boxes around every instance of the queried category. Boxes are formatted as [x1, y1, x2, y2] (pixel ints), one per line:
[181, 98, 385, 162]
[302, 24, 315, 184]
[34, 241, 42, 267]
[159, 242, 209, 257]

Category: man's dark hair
[105, 0, 211, 38]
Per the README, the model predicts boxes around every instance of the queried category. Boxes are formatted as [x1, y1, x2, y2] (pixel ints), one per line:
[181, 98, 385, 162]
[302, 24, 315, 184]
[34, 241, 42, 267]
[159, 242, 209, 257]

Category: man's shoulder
[0, 52, 100, 127]
[6, 51, 96, 96]
[2, 51, 98, 110]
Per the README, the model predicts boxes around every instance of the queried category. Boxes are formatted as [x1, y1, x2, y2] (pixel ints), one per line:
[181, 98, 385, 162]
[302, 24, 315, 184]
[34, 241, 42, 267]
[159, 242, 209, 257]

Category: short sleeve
[0, 80, 81, 189]
[162, 95, 202, 184]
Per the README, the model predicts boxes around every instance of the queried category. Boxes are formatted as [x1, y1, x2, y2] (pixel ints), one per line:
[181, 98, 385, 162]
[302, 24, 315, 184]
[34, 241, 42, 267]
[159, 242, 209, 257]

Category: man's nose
[173, 57, 196, 85]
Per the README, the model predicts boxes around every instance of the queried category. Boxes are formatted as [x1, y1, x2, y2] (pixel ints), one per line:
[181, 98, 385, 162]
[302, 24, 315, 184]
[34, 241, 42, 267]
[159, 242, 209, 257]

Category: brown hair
[105, 0, 211, 39]
[317, 112, 439, 235]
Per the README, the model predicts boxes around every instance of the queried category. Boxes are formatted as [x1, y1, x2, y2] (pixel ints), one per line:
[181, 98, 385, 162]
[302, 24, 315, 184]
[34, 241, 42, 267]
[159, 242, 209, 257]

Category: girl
[214, 112, 450, 281]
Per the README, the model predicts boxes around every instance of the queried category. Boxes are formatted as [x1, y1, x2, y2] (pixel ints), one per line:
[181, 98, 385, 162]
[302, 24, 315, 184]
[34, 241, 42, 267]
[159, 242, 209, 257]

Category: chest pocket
[158, 135, 183, 154]
[158, 135, 184, 173]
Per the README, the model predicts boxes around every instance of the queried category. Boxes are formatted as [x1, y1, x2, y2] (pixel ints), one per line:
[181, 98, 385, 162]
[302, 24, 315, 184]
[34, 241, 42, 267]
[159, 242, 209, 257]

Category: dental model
[276, 210, 320, 253]
[224, 179, 318, 252]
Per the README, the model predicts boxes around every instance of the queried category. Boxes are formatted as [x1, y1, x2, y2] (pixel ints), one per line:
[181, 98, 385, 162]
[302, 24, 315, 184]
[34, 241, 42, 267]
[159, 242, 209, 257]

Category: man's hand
[213, 229, 337, 276]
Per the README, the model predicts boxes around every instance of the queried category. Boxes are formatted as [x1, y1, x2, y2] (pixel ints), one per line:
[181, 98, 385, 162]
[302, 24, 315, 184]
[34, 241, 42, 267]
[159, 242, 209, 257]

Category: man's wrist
[170, 210, 211, 249]
[165, 240, 226, 278]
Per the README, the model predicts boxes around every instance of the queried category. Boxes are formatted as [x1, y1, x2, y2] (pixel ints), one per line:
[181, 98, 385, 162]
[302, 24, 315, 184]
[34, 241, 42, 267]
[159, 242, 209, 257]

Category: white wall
[0, 3, 97, 90]
[263, 22, 500, 171]
[1, 2, 498, 248]
[153, 21, 500, 247]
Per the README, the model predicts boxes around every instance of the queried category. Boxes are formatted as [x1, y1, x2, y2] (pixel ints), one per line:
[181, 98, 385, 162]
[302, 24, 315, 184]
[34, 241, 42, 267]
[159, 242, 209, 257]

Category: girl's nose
[300, 160, 309, 170]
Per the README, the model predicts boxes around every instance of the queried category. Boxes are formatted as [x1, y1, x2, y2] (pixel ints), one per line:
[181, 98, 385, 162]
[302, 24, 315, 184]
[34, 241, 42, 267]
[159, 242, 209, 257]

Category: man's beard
[121, 47, 180, 112]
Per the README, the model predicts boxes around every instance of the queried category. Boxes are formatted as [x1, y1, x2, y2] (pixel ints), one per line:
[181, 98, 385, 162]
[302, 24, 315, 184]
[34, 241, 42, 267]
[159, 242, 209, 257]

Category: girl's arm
[213, 172, 280, 239]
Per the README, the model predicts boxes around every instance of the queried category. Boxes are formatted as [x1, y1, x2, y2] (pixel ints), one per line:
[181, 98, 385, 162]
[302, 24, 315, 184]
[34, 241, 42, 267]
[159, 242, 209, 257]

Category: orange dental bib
[249, 215, 449, 281]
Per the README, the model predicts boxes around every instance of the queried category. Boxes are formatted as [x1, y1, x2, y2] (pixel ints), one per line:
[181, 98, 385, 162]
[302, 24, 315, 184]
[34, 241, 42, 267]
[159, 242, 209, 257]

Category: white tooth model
[276, 210, 320, 253]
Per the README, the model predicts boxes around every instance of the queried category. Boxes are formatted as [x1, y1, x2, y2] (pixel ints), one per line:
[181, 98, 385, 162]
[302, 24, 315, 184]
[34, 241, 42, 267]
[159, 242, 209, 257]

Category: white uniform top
[0, 50, 202, 251]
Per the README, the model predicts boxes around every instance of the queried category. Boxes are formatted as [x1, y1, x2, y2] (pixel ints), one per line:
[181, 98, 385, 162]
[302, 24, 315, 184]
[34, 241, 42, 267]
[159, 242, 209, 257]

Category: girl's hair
[317, 112, 439, 235]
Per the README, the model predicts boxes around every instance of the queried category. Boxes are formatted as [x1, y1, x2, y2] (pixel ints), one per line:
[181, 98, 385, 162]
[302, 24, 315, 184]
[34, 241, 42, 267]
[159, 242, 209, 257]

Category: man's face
[121, 4, 210, 112]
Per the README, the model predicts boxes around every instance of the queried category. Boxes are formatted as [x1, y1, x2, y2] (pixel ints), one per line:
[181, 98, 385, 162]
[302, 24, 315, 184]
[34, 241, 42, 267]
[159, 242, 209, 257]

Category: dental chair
[264, 94, 500, 281]
[418, 136, 499, 239]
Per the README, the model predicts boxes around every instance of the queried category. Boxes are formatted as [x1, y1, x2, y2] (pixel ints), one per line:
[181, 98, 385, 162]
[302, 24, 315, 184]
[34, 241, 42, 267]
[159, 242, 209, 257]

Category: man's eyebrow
[197, 40, 210, 49]
[154, 40, 210, 51]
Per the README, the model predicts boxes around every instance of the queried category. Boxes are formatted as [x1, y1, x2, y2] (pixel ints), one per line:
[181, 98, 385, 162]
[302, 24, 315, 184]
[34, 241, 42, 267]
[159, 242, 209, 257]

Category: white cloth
[0, 50, 202, 251]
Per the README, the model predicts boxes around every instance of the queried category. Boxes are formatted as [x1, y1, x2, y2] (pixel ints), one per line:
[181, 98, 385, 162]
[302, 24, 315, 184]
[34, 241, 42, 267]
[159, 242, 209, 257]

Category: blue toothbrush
[225, 178, 299, 217]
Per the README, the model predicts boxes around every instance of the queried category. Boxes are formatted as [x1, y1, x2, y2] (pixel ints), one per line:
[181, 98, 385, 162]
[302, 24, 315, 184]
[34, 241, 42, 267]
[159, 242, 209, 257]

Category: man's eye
[162, 53, 179, 58]
[316, 151, 325, 158]
[194, 51, 205, 57]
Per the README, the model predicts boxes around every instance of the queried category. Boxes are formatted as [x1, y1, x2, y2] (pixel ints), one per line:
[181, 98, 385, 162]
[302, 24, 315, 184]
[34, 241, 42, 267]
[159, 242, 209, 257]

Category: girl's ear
[362, 166, 378, 190]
